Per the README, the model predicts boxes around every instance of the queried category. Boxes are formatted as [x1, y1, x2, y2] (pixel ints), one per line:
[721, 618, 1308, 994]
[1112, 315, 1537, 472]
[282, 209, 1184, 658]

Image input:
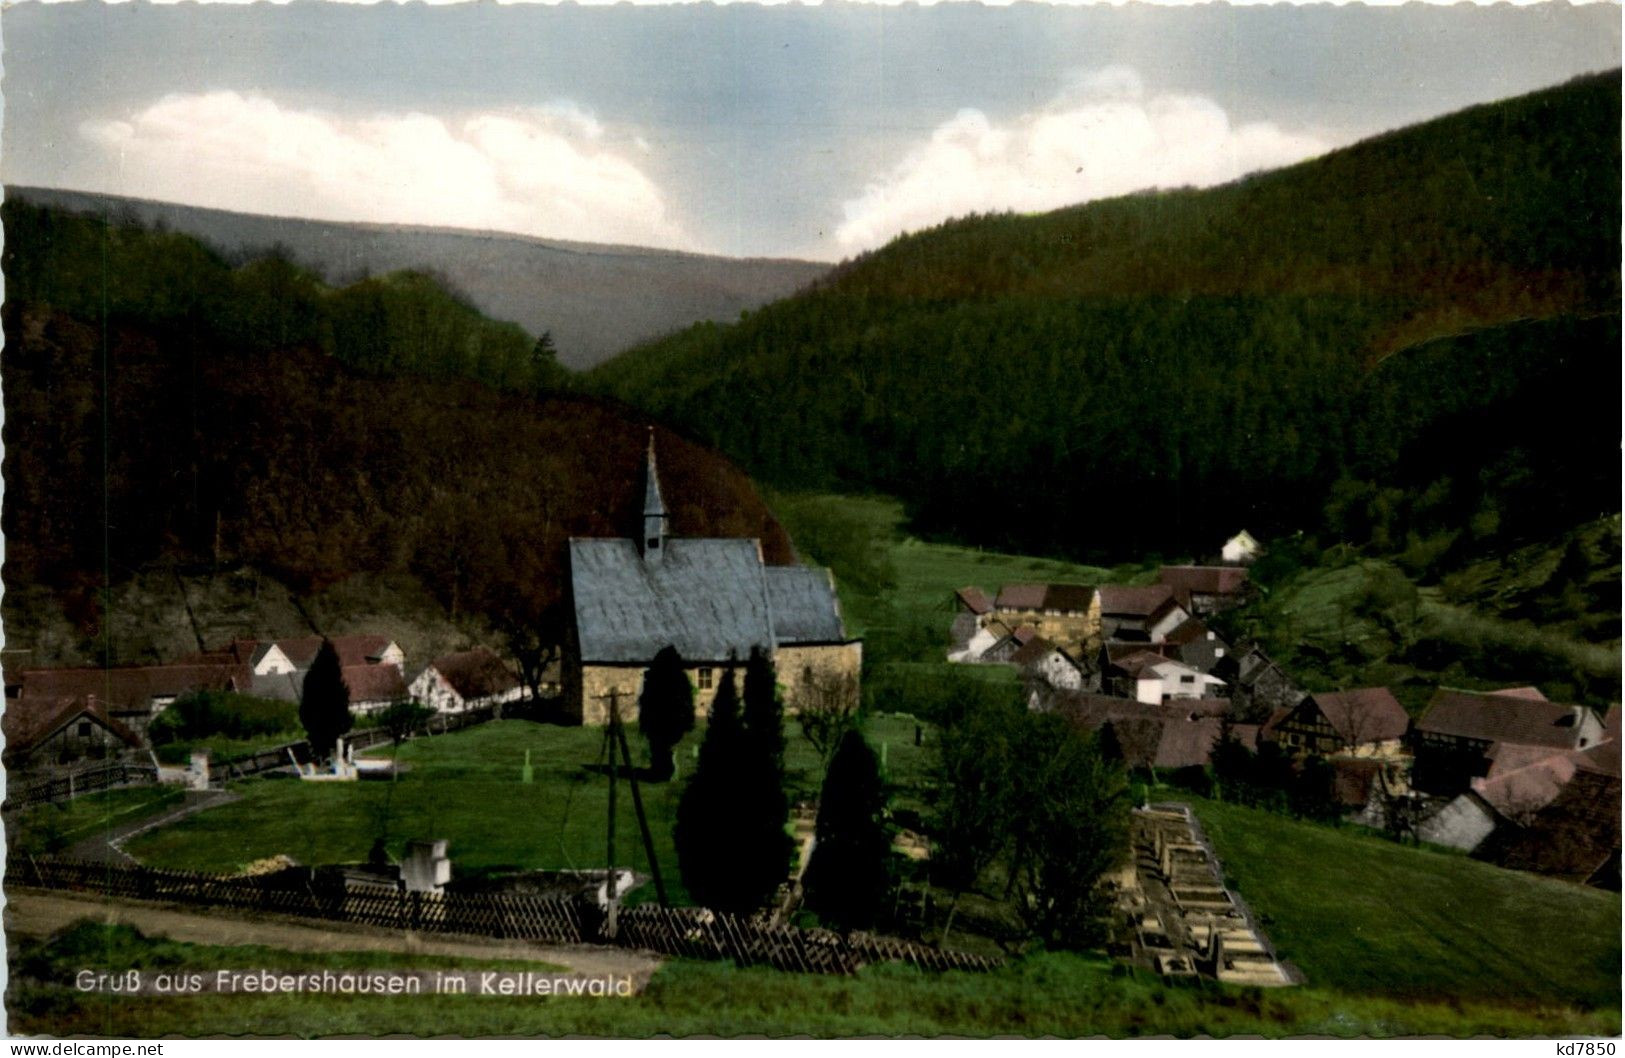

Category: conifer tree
[299, 639, 353, 761]
[639, 645, 695, 781]
[674, 664, 745, 910]
[738, 645, 794, 909]
[803, 728, 891, 932]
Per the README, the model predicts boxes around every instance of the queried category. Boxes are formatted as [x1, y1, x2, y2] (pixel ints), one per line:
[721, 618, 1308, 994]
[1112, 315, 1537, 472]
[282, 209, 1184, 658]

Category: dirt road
[5, 889, 663, 987]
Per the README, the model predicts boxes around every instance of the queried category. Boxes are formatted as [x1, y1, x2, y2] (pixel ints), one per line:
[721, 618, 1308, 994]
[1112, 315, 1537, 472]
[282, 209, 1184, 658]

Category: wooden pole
[614, 721, 669, 907]
[604, 689, 620, 939]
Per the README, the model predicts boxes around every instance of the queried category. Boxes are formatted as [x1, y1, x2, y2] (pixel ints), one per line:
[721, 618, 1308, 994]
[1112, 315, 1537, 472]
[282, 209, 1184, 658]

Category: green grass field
[9, 920, 1613, 1038]
[122, 717, 935, 903]
[1183, 796, 1621, 1011]
[8, 786, 187, 857]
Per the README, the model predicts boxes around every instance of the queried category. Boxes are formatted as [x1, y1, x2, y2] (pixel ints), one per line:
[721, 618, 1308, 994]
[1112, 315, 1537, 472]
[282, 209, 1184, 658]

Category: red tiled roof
[1152, 717, 1224, 770]
[273, 635, 396, 669]
[1473, 754, 1578, 821]
[955, 587, 993, 616]
[343, 664, 407, 703]
[1011, 625, 1038, 646]
[1418, 689, 1593, 750]
[1098, 584, 1175, 617]
[3, 696, 143, 755]
[428, 648, 518, 700]
[1306, 688, 1409, 745]
[1159, 565, 1249, 597]
[17, 665, 245, 713]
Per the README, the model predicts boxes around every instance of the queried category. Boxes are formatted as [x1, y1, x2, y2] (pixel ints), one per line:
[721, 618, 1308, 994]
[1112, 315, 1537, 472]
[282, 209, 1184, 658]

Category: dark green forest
[1, 199, 565, 395]
[589, 72, 1621, 565]
[0, 211, 791, 657]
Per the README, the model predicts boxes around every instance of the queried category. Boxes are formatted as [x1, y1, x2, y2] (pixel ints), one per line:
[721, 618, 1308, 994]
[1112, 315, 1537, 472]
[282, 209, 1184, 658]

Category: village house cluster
[950, 531, 1620, 889]
[1, 635, 524, 780]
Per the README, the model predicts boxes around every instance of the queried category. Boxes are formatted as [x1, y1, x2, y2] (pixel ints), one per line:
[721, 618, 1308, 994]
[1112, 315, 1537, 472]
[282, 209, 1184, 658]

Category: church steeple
[642, 428, 669, 561]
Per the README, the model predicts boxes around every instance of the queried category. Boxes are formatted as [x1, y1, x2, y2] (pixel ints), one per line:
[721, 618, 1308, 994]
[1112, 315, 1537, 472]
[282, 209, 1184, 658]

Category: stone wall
[572, 641, 862, 726]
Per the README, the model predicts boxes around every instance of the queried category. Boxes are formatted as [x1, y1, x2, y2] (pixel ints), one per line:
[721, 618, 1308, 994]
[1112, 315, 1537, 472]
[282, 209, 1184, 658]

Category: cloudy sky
[4, 3, 1619, 261]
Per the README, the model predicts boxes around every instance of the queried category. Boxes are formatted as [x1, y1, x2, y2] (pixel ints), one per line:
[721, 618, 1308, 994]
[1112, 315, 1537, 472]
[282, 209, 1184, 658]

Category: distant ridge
[5, 185, 830, 369]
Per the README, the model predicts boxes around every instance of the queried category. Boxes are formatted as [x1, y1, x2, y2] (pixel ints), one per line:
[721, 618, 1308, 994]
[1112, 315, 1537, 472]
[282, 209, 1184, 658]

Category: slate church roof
[569, 442, 849, 665]
[765, 566, 848, 644]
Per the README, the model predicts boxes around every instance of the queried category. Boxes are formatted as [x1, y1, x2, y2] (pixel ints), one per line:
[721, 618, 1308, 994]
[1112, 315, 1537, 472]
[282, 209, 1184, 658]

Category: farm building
[562, 437, 861, 726]
[1158, 566, 1251, 615]
[1411, 687, 1605, 794]
[1098, 585, 1189, 644]
[1271, 688, 1410, 758]
[11, 664, 246, 735]
[2, 696, 145, 777]
[410, 648, 524, 713]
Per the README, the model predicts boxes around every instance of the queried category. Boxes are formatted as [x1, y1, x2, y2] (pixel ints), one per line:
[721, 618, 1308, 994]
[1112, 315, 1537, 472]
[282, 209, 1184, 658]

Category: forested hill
[589, 72, 1621, 562]
[1, 240, 792, 659]
[6, 187, 828, 370]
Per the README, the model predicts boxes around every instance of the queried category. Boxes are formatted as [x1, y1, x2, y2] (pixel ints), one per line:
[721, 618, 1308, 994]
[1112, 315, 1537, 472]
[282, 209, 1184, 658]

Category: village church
[561, 437, 862, 725]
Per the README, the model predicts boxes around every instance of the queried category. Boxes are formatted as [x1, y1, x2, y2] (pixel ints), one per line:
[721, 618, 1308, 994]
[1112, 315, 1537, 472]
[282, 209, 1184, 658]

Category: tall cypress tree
[803, 728, 891, 932]
[638, 645, 695, 781]
[674, 665, 744, 911]
[299, 639, 353, 761]
[738, 645, 794, 911]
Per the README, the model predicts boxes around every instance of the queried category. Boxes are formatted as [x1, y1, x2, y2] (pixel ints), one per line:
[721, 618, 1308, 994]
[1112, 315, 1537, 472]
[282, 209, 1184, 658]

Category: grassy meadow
[8, 786, 187, 857]
[121, 716, 935, 900]
[1183, 796, 1621, 1010]
[10, 919, 1615, 1039]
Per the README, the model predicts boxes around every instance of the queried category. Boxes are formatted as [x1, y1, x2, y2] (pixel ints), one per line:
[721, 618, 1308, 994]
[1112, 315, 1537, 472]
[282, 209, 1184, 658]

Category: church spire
[642, 428, 668, 560]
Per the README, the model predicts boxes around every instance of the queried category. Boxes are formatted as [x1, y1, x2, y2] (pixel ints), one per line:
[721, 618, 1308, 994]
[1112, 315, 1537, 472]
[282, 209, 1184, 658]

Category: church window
[698, 668, 713, 690]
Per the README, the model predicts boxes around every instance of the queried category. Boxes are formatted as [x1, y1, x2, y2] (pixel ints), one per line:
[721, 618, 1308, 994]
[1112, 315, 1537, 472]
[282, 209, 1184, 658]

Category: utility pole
[605, 689, 620, 939]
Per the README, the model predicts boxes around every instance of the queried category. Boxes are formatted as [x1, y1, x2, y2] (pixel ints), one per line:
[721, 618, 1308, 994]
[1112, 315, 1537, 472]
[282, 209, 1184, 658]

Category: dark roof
[1101, 716, 1222, 770]
[3, 697, 143, 755]
[955, 586, 993, 616]
[1165, 617, 1214, 647]
[1115, 651, 1174, 678]
[267, 635, 396, 669]
[428, 648, 518, 700]
[17, 665, 244, 713]
[1050, 692, 1165, 729]
[344, 664, 408, 703]
[1260, 705, 1294, 740]
[1010, 636, 1061, 668]
[1417, 689, 1593, 749]
[765, 566, 846, 643]
[1105, 642, 1179, 662]
[1159, 565, 1249, 597]
[1041, 584, 1096, 614]
[1304, 688, 1410, 745]
[1098, 584, 1176, 617]
[994, 584, 1047, 611]
[569, 537, 775, 664]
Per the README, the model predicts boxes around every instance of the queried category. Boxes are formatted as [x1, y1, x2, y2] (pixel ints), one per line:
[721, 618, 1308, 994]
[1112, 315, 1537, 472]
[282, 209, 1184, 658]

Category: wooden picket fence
[13, 857, 1002, 975]
[5, 761, 160, 811]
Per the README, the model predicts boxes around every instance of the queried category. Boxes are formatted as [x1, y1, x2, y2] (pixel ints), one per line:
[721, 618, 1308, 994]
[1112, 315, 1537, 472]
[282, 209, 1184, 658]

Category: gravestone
[402, 839, 451, 893]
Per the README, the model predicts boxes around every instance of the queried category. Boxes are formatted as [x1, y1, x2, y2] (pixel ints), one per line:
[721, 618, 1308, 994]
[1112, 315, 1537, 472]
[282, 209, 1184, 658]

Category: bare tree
[797, 669, 860, 766]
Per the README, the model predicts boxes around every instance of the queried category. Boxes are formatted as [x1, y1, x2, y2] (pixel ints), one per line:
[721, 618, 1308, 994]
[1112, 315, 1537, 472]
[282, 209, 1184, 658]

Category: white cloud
[834, 67, 1333, 252]
[78, 92, 687, 249]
